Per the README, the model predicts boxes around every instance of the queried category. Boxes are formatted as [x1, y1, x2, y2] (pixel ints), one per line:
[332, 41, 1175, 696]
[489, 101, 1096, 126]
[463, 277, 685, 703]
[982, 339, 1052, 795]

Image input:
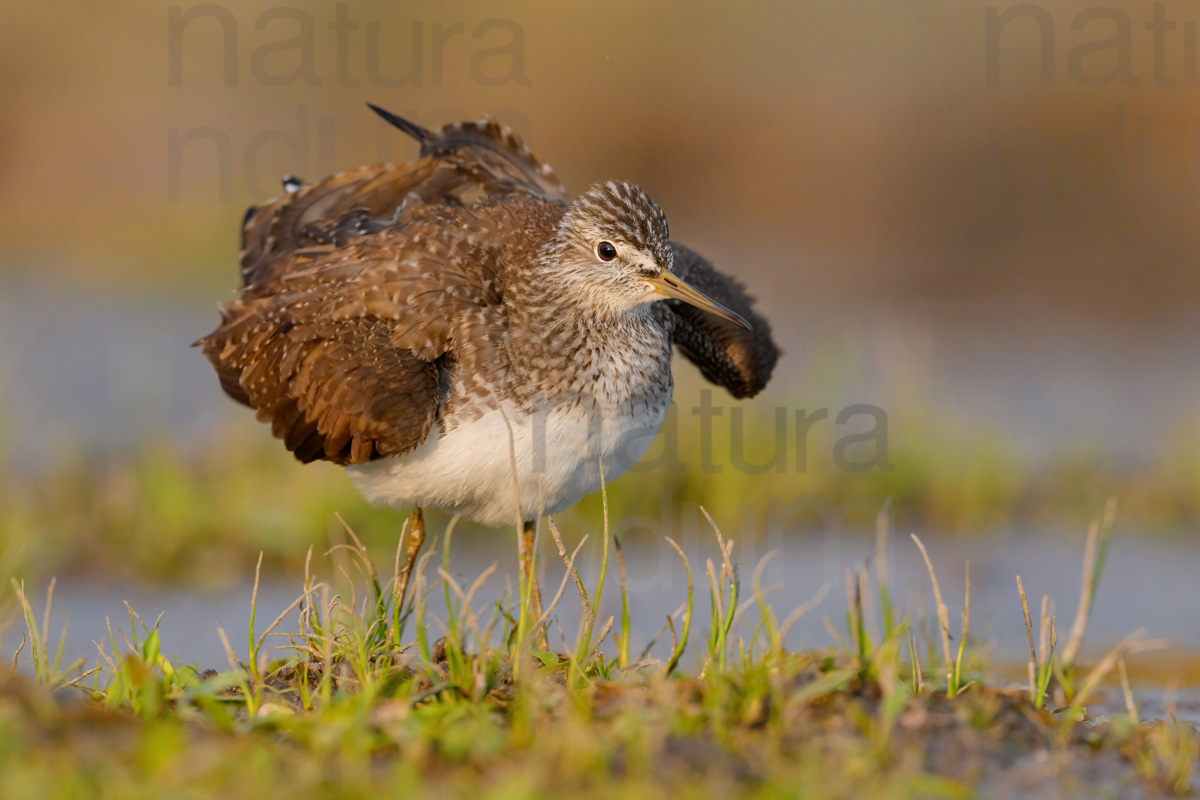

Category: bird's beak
[642, 273, 752, 331]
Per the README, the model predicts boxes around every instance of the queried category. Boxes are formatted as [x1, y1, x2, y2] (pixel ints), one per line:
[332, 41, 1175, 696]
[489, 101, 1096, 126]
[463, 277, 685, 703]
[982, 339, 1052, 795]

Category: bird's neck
[504, 262, 667, 399]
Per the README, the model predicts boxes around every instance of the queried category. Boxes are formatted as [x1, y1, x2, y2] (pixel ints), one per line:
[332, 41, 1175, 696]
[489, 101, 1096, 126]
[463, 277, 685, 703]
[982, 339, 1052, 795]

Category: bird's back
[238, 115, 570, 289]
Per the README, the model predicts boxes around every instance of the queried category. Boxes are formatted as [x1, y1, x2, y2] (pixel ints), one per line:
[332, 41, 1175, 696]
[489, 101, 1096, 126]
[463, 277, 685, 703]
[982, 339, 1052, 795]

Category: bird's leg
[521, 520, 545, 642]
[394, 508, 426, 625]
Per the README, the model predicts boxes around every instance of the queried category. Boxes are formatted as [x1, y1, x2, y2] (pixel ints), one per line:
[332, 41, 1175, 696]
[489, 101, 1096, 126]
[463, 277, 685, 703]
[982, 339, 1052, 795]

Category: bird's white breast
[346, 388, 670, 528]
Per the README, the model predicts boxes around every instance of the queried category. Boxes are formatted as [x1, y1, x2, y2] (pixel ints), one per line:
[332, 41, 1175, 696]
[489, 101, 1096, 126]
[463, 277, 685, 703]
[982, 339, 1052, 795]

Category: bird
[196, 104, 779, 620]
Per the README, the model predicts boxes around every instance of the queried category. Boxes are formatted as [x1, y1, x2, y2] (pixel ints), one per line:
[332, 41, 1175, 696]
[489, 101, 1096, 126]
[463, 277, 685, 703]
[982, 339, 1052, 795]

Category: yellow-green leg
[395, 508, 426, 616]
[521, 520, 545, 642]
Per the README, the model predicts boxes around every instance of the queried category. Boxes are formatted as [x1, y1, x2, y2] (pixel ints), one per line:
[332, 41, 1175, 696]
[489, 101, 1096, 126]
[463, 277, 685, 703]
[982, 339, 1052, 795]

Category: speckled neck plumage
[500, 258, 670, 408]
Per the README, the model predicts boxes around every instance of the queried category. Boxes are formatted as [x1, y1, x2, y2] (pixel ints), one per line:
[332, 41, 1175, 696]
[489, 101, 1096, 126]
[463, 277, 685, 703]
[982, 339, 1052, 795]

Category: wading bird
[197, 105, 779, 621]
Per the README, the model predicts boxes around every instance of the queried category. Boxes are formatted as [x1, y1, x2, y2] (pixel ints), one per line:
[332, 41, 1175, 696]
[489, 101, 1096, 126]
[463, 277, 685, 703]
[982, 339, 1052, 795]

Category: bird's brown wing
[239, 159, 454, 287]
[658, 243, 780, 398]
[369, 104, 569, 204]
[240, 107, 567, 288]
[200, 197, 564, 465]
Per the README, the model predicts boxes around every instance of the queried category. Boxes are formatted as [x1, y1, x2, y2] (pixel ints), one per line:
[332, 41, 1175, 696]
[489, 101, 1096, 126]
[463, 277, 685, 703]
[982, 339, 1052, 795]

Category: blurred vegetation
[1, 397, 1196, 586]
[6, 0, 1200, 322]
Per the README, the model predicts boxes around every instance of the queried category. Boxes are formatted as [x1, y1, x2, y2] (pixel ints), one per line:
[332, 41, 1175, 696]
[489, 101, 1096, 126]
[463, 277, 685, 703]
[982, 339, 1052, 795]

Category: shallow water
[17, 527, 1198, 718]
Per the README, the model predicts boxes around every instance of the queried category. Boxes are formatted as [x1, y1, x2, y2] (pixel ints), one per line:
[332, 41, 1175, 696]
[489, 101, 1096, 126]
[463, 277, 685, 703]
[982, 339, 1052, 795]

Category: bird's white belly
[346, 397, 669, 527]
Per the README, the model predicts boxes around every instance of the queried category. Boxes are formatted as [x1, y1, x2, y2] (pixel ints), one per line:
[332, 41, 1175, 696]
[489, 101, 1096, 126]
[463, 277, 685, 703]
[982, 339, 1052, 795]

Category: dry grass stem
[256, 582, 325, 656]
[1060, 520, 1098, 668]
[700, 507, 733, 574]
[638, 603, 686, 663]
[538, 533, 588, 627]
[546, 519, 593, 625]
[10, 631, 25, 672]
[778, 585, 831, 641]
[911, 534, 952, 678]
[1016, 576, 1037, 699]
[1117, 657, 1138, 724]
[215, 624, 241, 674]
[822, 614, 849, 652]
[1073, 631, 1166, 713]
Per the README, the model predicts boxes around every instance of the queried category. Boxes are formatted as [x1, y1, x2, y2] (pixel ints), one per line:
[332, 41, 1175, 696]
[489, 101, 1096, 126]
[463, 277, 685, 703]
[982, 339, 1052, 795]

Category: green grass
[0, 502, 1195, 799]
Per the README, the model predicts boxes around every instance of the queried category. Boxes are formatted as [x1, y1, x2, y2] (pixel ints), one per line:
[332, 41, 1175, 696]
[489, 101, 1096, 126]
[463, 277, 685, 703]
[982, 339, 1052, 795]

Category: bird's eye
[596, 241, 617, 261]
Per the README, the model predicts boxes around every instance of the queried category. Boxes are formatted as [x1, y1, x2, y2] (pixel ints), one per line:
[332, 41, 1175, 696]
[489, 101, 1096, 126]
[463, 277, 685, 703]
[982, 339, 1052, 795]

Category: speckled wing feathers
[370, 105, 569, 204]
[239, 114, 567, 289]
[202, 130, 566, 462]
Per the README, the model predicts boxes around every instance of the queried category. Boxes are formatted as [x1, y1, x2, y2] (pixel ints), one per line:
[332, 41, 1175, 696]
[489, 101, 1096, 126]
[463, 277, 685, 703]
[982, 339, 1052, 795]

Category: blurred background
[0, 1, 1197, 680]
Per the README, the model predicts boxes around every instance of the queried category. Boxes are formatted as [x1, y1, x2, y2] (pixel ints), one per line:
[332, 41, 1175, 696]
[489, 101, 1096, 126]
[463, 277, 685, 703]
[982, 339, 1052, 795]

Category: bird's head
[545, 181, 750, 329]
